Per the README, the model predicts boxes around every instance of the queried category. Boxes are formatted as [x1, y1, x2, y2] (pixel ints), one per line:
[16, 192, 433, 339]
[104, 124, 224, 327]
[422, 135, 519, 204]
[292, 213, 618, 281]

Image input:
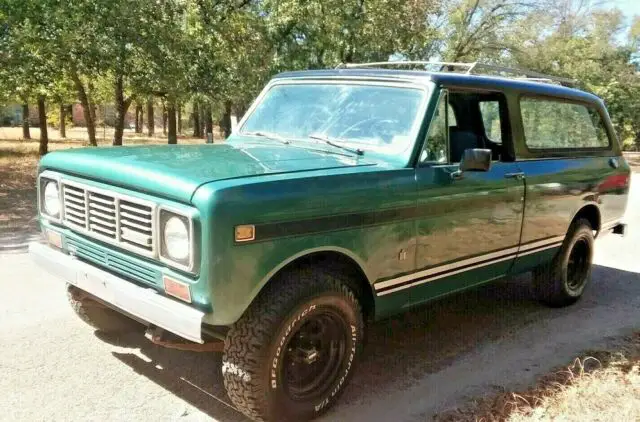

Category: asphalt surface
[2, 177, 639, 422]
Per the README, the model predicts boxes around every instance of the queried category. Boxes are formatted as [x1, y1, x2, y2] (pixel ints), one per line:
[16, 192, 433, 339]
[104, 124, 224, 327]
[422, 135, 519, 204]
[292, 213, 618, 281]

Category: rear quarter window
[520, 97, 610, 150]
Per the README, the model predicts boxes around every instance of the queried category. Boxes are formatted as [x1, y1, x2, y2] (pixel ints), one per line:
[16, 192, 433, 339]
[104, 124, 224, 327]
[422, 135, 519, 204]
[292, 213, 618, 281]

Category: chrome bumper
[29, 242, 204, 343]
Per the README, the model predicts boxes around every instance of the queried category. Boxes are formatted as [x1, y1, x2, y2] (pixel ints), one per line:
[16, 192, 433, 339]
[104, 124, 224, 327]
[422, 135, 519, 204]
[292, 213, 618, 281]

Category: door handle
[505, 172, 525, 180]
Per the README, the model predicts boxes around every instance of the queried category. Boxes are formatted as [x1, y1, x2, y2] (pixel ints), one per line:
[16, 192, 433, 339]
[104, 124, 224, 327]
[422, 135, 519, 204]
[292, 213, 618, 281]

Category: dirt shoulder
[0, 149, 39, 251]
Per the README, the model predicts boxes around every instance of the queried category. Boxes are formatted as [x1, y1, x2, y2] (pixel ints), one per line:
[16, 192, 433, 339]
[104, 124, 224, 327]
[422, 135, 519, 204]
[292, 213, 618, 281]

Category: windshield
[239, 82, 427, 154]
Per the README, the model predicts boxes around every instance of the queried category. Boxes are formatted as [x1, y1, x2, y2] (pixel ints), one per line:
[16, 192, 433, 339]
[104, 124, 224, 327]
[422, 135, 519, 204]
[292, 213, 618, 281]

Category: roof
[273, 69, 602, 105]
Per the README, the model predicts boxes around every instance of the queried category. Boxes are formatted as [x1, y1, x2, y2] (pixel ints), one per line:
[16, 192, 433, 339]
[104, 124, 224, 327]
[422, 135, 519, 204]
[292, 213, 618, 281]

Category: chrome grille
[119, 200, 153, 251]
[62, 184, 87, 228]
[88, 192, 117, 238]
[60, 181, 156, 256]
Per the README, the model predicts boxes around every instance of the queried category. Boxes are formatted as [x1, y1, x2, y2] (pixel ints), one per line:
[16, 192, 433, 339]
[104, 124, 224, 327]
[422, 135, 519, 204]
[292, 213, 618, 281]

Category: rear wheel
[532, 218, 594, 307]
[222, 268, 364, 421]
[67, 284, 141, 333]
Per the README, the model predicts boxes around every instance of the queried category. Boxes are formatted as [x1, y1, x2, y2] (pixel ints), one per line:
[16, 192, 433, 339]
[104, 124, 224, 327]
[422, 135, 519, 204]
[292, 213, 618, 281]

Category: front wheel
[532, 218, 594, 307]
[222, 269, 364, 421]
[67, 284, 141, 333]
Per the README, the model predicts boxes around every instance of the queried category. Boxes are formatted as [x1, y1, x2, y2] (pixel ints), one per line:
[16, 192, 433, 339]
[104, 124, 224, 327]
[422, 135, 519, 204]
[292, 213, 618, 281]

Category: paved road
[2, 178, 639, 422]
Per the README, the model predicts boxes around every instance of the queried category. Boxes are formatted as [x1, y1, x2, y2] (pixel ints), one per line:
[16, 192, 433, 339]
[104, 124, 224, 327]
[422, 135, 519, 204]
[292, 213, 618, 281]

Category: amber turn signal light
[46, 229, 63, 249]
[163, 276, 192, 303]
[235, 225, 255, 242]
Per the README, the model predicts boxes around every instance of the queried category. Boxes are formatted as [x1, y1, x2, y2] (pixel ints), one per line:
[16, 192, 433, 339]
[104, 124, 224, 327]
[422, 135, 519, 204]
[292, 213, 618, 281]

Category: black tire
[67, 284, 140, 333]
[222, 268, 364, 422]
[532, 218, 594, 307]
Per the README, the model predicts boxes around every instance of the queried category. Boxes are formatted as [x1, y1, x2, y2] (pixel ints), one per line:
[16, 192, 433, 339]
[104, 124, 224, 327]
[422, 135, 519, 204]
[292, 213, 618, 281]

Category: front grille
[66, 237, 160, 287]
[62, 184, 87, 228]
[119, 200, 153, 250]
[61, 181, 156, 256]
[88, 191, 117, 238]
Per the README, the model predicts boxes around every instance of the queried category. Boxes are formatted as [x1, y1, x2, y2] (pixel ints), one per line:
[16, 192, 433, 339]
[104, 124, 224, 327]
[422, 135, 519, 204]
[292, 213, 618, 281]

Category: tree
[21, 104, 30, 139]
[505, 1, 640, 145]
[439, 0, 532, 61]
[37, 95, 48, 155]
[147, 99, 155, 137]
[0, 0, 63, 154]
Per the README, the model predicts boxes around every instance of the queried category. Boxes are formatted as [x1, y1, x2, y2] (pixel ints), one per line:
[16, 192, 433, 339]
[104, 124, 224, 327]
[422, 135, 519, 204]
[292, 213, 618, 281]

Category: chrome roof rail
[336, 61, 576, 86]
[336, 61, 477, 72]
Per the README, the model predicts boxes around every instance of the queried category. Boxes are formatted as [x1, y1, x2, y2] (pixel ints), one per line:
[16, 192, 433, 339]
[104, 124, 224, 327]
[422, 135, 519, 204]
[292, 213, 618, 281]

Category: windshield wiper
[308, 133, 364, 156]
[243, 131, 291, 145]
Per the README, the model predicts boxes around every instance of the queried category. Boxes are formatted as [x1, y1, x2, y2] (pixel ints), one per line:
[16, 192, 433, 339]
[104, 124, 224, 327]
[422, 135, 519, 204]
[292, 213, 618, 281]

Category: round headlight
[43, 181, 60, 216]
[163, 216, 190, 261]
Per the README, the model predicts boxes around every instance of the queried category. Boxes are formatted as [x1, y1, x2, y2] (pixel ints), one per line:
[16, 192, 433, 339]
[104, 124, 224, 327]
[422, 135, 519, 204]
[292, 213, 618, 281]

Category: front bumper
[29, 242, 204, 343]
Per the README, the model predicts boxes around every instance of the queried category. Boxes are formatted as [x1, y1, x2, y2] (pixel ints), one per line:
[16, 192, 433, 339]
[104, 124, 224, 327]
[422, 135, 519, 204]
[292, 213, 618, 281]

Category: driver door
[379, 88, 525, 302]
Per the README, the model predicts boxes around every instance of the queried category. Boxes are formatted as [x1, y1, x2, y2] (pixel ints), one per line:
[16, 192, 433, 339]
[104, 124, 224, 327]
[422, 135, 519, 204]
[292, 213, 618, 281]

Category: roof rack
[336, 61, 576, 87]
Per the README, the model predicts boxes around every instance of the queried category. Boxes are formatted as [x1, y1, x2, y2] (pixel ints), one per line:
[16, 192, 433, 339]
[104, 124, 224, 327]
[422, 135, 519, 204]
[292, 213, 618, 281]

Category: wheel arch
[570, 203, 601, 235]
[255, 247, 375, 321]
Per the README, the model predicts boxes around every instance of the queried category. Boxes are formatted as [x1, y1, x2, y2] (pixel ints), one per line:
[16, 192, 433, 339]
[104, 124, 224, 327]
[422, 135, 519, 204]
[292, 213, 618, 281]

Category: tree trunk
[234, 103, 247, 120]
[37, 96, 48, 156]
[221, 100, 232, 139]
[146, 99, 154, 136]
[139, 107, 144, 134]
[71, 72, 97, 146]
[135, 104, 142, 133]
[162, 102, 167, 135]
[59, 103, 66, 138]
[200, 106, 206, 138]
[112, 75, 133, 146]
[205, 105, 213, 142]
[21, 103, 31, 139]
[88, 81, 97, 135]
[177, 104, 182, 134]
[192, 102, 201, 137]
[167, 101, 177, 144]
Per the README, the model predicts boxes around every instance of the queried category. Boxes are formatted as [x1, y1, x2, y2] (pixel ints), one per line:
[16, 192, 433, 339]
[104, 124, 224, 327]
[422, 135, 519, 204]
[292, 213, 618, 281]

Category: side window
[520, 97, 611, 150]
[479, 101, 502, 144]
[420, 93, 448, 164]
[447, 104, 457, 127]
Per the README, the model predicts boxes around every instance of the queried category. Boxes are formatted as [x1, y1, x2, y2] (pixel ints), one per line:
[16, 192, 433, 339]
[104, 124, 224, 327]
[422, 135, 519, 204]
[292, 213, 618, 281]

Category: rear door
[374, 88, 525, 303]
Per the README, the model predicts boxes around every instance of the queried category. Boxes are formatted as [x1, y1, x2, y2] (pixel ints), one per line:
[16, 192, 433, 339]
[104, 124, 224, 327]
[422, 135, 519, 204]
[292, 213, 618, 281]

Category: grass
[435, 333, 640, 421]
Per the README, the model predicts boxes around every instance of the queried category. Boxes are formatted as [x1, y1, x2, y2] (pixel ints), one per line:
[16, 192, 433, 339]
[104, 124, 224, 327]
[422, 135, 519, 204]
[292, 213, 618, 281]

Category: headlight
[163, 216, 190, 261]
[41, 179, 61, 217]
[160, 209, 193, 270]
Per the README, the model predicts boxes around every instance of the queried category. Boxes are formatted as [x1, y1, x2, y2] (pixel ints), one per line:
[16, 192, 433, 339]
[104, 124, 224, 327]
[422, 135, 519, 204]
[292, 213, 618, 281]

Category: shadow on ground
[103, 264, 640, 421]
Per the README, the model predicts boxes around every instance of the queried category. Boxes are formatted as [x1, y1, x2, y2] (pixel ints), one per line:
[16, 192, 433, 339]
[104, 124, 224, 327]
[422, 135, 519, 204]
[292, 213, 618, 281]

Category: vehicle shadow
[107, 264, 640, 421]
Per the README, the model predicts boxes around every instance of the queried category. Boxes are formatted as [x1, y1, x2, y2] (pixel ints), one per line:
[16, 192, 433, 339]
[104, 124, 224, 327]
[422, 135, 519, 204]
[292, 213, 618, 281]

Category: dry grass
[436, 333, 640, 422]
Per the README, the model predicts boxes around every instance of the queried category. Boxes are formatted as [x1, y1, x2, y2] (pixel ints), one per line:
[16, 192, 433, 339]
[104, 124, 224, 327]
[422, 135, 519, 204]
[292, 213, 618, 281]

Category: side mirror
[459, 148, 492, 172]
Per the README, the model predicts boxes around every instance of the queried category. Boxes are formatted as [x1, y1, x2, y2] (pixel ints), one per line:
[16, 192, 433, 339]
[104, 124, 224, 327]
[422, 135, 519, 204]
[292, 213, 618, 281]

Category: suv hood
[39, 141, 376, 203]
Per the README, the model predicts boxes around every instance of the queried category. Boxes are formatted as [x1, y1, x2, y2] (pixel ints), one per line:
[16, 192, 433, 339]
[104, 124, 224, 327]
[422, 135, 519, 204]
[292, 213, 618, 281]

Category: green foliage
[1, 0, 639, 147]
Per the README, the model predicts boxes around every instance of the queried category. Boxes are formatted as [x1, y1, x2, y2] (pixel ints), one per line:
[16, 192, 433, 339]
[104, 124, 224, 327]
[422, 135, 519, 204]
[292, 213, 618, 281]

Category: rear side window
[479, 101, 502, 144]
[520, 97, 610, 150]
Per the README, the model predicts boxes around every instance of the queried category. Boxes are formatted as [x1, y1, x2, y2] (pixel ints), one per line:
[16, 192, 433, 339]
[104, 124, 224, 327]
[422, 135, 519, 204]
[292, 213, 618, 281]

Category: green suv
[31, 62, 630, 421]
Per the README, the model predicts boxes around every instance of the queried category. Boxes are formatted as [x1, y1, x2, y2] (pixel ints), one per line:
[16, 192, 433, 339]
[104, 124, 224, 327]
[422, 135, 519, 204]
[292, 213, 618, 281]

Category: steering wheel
[337, 118, 400, 143]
